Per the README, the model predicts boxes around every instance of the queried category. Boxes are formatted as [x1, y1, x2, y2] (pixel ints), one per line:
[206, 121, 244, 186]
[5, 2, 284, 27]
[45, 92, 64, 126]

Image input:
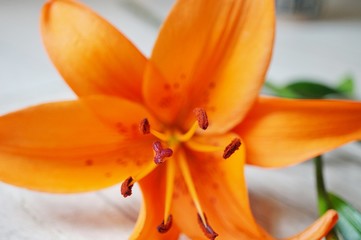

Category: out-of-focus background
[0, 0, 361, 239]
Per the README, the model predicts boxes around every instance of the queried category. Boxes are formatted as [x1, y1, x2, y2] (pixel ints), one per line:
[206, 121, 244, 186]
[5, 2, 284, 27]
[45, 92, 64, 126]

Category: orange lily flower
[1, 0, 361, 239]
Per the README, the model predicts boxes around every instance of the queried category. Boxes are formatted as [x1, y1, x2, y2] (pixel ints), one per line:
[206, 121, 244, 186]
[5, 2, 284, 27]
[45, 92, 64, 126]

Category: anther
[153, 141, 173, 164]
[120, 176, 134, 198]
[223, 138, 242, 159]
[193, 108, 209, 130]
[157, 215, 173, 233]
[139, 118, 150, 134]
[197, 213, 218, 240]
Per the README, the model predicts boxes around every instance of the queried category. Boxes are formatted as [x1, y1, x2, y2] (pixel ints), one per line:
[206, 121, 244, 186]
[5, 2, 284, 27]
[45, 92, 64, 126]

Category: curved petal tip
[287, 210, 338, 240]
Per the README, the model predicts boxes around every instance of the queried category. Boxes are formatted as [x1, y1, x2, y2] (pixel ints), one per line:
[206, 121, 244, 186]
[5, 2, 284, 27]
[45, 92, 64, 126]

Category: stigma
[153, 141, 173, 164]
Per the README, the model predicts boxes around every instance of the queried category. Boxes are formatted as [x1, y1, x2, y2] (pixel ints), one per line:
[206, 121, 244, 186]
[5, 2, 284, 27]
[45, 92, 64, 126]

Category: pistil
[153, 141, 173, 164]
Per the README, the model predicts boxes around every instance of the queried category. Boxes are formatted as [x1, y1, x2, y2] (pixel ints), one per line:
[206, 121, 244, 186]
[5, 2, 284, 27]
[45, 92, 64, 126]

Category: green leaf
[336, 75, 355, 96]
[328, 192, 361, 240]
[283, 81, 343, 99]
[263, 81, 299, 98]
[264, 77, 354, 100]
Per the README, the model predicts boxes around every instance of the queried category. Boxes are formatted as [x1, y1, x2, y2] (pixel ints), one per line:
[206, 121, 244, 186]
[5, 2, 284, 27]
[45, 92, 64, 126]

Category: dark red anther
[139, 118, 150, 134]
[153, 141, 173, 164]
[121, 176, 134, 198]
[157, 215, 173, 233]
[223, 138, 242, 159]
[197, 213, 218, 240]
[193, 108, 209, 130]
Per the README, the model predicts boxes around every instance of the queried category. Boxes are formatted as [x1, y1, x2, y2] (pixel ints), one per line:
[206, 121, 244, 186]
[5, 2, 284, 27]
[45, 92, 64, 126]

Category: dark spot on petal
[164, 83, 171, 90]
[208, 82, 216, 89]
[116, 158, 123, 165]
[105, 172, 112, 178]
[159, 96, 173, 108]
[212, 182, 219, 190]
[85, 159, 93, 166]
[116, 122, 128, 133]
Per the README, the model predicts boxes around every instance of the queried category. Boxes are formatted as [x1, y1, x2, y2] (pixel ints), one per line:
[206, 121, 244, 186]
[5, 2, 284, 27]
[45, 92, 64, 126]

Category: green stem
[315, 156, 330, 214]
[314, 156, 339, 240]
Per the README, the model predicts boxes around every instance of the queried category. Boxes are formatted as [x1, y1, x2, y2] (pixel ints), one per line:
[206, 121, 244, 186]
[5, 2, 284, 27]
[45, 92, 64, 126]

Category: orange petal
[131, 165, 180, 240]
[143, 0, 274, 132]
[0, 100, 155, 192]
[286, 210, 338, 240]
[41, 0, 146, 102]
[81, 95, 162, 134]
[172, 134, 272, 239]
[236, 97, 361, 167]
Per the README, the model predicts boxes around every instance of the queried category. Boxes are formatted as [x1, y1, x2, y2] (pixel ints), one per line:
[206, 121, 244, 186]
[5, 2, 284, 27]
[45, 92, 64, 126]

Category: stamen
[186, 140, 224, 153]
[193, 108, 209, 130]
[132, 161, 158, 182]
[157, 215, 173, 233]
[223, 138, 242, 159]
[176, 121, 198, 142]
[150, 129, 169, 142]
[197, 213, 218, 240]
[120, 176, 134, 198]
[153, 141, 173, 164]
[138, 118, 169, 141]
[176, 108, 209, 142]
[179, 153, 218, 239]
[178, 151, 205, 223]
[139, 118, 150, 134]
[164, 158, 176, 224]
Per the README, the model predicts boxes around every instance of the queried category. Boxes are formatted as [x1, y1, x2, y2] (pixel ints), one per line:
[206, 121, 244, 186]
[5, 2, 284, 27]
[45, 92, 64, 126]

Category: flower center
[121, 108, 241, 239]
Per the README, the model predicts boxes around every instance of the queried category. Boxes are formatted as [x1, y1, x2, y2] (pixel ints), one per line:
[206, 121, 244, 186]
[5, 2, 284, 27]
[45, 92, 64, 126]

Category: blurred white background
[0, 0, 361, 239]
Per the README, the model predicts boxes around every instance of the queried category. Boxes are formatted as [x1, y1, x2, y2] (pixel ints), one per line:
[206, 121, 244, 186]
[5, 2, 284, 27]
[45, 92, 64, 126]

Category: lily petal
[286, 210, 338, 240]
[172, 134, 271, 239]
[236, 97, 361, 167]
[131, 166, 180, 240]
[144, 0, 274, 133]
[41, 0, 146, 102]
[0, 99, 154, 192]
